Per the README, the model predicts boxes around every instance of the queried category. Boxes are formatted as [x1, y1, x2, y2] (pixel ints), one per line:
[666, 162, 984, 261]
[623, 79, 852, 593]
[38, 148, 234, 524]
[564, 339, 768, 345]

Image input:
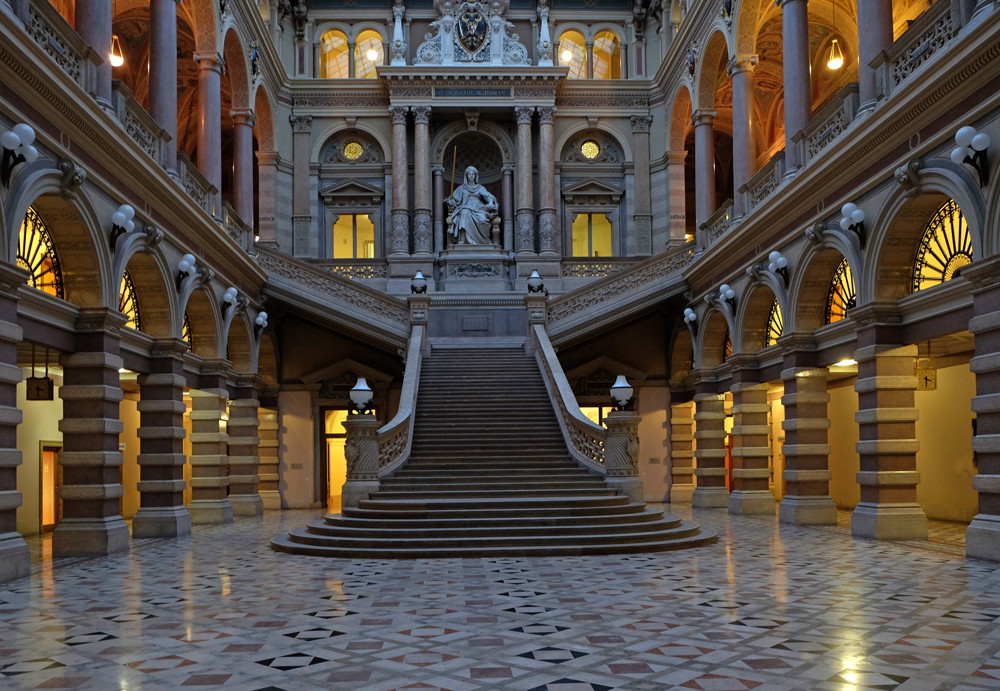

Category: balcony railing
[309, 260, 389, 280]
[795, 83, 860, 165]
[177, 152, 216, 215]
[873, 0, 955, 101]
[560, 257, 641, 279]
[221, 201, 253, 252]
[112, 81, 169, 167]
[740, 151, 785, 214]
[23, 0, 98, 92]
[701, 200, 733, 248]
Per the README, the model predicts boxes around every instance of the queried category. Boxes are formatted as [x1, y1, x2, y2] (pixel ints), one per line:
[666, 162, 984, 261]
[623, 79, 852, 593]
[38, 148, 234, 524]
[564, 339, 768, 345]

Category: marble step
[328, 507, 661, 529]
[307, 515, 680, 539]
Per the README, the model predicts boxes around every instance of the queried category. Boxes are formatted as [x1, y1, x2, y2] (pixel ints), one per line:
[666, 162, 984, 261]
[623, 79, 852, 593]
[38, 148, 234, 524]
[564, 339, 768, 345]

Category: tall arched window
[355, 30, 384, 78]
[559, 30, 587, 79]
[826, 258, 856, 324]
[119, 270, 141, 331]
[320, 29, 349, 79]
[766, 298, 783, 347]
[592, 30, 621, 79]
[912, 199, 972, 293]
[18, 207, 63, 299]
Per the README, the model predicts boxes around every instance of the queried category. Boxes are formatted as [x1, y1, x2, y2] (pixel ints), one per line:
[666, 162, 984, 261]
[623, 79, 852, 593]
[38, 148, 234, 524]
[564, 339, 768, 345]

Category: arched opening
[443, 130, 504, 246]
[355, 29, 384, 78]
[17, 206, 63, 299]
[701, 310, 730, 369]
[320, 29, 349, 78]
[593, 30, 621, 79]
[741, 284, 780, 353]
[698, 32, 736, 216]
[226, 318, 254, 374]
[669, 327, 694, 382]
[669, 87, 695, 242]
[122, 252, 173, 338]
[912, 199, 972, 294]
[173, 15, 202, 163]
[559, 30, 587, 79]
[185, 288, 219, 359]
[19, 197, 102, 307]
[119, 269, 141, 332]
[794, 248, 854, 332]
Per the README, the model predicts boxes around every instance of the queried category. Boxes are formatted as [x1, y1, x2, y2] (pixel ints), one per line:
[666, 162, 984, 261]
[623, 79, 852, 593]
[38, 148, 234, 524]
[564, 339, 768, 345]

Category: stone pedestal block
[0, 268, 28, 583]
[692, 391, 729, 507]
[188, 381, 232, 525]
[228, 379, 262, 516]
[669, 400, 695, 504]
[342, 414, 381, 509]
[258, 407, 281, 510]
[728, 379, 775, 516]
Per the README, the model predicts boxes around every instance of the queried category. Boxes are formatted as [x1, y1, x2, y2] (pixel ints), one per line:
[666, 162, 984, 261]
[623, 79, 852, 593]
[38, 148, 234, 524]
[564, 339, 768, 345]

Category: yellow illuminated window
[592, 30, 621, 79]
[581, 140, 600, 159]
[119, 269, 141, 331]
[559, 30, 586, 79]
[580, 407, 613, 427]
[826, 258, 856, 324]
[183, 312, 192, 344]
[324, 409, 348, 511]
[355, 30, 384, 78]
[343, 141, 364, 159]
[18, 207, 63, 298]
[572, 213, 612, 257]
[724, 328, 732, 358]
[333, 214, 375, 259]
[321, 30, 349, 78]
[766, 298, 783, 348]
[912, 199, 972, 293]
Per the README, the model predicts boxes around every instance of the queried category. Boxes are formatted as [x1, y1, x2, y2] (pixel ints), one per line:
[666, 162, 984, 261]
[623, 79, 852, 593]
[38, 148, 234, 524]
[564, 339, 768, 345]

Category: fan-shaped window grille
[912, 199, 972, 293]
[766, 298, 783, 348]
[183, 312, 192, 344]
[119, 270, 141, 331]
[724, 328, 732, 359]
[826, 258, 856, 324]
[18, 207, 63, 298]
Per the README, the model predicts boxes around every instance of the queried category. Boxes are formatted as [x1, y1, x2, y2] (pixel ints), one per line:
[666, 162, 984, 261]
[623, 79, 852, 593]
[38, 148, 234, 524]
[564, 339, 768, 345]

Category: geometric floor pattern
[1, 505, 998, 690]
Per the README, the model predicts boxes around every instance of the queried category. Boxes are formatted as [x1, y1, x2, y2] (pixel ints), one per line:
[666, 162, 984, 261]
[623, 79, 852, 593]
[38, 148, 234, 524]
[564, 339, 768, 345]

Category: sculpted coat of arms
[414, 0, 531, 66]
[458, 9, 488, 53]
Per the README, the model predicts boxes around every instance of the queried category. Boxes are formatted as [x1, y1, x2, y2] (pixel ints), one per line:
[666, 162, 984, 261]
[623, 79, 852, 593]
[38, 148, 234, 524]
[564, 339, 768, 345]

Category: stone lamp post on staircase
[342, 379, 380, 509]
[605, 376, 643, 501]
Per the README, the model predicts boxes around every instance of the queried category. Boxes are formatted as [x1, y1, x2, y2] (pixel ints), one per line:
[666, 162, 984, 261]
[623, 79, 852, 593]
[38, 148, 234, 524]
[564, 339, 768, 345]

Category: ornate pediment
[413, 0, 530, 67]
[562, 179, 625, 206]
[319, 179, 384, 207]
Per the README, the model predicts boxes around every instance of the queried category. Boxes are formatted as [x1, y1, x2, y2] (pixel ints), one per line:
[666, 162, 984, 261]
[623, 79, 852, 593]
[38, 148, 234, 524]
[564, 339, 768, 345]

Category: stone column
[778, 341, 837, 525]
[258, 405, 280, 510]
[692, 110, 717, 235]
[586, 41, 594, 79]
[728, 358, 775, 514]
[728, 55, 758, 218]
[256, 151, 279, 247]
[502, 165, 515, 253]
[341, 414, 381, 508]
[412, 106, 433, 256]
[390, 106, 410, 257]
[692, 382, 728, 507]
[347, 41, 356, 78]
[631, 115, 654, 256]
[0, 267, 28, 583]
[149, 0, 179, 174]
[54, 309, 130, 557]
[231, 110, 256, 225]
[962, 258, 1000, 560]
[605, 410, 643, 501]
[228, 376, 262, 516]
[188, 366, 232, 524]
[857, 0, 894, 110]
[780, 0, 811, 171]
[850, 306, 927, 540]
[195, 52, 224, 217]
[132, 338, 191, 538]
[75, 0, 113, 112]
[669, 399, 696, 503]
[515, 106, 536, 256]
[290, 115, 314, 257]
[537, 106, 558, 256]
[432, 165, 445, 252]
[666, 151, 688, 247]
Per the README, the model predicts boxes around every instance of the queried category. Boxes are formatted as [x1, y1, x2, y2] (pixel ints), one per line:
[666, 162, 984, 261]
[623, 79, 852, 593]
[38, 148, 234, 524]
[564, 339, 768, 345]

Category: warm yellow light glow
[827, 39, 844, 70]
[834, 359, 857, 367]
[562, 49, 572, 62]
[110, 35, 125, 67]
[367, 48, 378, 61]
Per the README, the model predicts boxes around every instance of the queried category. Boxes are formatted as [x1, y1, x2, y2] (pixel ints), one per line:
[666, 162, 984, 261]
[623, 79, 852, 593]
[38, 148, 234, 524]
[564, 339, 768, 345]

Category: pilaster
[669, 399, 695, 504]
[692, 377, 728, 507]
[258, 405, 280, 510]
[228, 375, 263, 516]
[538, 106, 558, 256]
[290, 115, 314, 257]
[631, 115, 654, 256]
[188, 364, 232, 524]
[728, 357, 775, 515]
[0, 267, 28, 583]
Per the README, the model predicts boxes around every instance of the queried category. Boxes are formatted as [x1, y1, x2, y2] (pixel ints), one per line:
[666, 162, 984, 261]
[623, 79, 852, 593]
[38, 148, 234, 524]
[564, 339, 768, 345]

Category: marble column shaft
[502, 166, 515, 253]
[857, 0, 894, 109]
[666, 151, 688, 246]
[728, 55, 757, 218]
[538, 107, 558, 256]
[390, 106, 410, 257]
[692, 386, 729, 507]
[0, 267, 28, 583]
[232, 110, 256, 225]
[75, 0, 113, 110]
[188, 368, 232, 525]
[412, 106, 433, 256]
[133, 339, 190, 538]
[196, 53, 223, 216]
[258, 406, 280, 510]
[631, 115, 653, 256]
[729, 372, 775, 515]
[149, 0, 179, 173]
[348, 42, 356, 78]
[290, 115, 313, 257]
[779, 353, 837, 525]
[780, 0, 812, 171]
[432, 166, 445, 252]
[255, 151, 279, 247]
[586, 42, 594, 79]
[54, 309, 130, 558]
[669, 400, 695, 504]
[692, 111, 716, 236]
[515, 106, 536, 255]
[228, 377, 262, 516]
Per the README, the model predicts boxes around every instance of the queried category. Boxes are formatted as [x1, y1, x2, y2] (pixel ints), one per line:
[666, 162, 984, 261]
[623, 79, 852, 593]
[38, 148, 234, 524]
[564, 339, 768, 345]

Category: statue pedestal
[438, 244, 512, 292]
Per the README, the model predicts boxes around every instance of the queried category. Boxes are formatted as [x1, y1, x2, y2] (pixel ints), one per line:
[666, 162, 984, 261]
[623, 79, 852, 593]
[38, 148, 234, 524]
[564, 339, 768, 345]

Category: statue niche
[445, 166, 499, 246]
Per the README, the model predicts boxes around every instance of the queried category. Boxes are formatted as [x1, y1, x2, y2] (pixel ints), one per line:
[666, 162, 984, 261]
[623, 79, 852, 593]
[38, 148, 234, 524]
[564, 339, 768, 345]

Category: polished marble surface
[2, 506, 998, 691]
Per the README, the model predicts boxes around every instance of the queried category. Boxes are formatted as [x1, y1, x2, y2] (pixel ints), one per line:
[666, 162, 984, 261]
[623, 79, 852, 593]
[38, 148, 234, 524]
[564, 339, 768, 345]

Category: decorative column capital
[691, 110, 717, 127]
[537, 106, 557, 124]
[149, 337, 191, 360]
[194, 52, 226, 74]
[431, 163, 444, 175]
[515, 106, 535, 125]
[411, 105, 431, 124]
[631, 115, 653, 133]
[727, 54, 759, 76]
[231, 109, 257, 127]
[502, 164, 515, 175]
[289, 115, 313, 133]
[389, 105, 409, 125]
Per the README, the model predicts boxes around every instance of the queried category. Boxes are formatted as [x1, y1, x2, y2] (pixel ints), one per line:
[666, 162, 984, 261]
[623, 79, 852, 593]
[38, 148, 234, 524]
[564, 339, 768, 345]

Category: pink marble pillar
[412, 106, 432, 256]
[389, 106, 410, 257]
[514, 106, 535, 256]
[631, 115, 653, 256]
[537, 106, 558, 256]
[858, 0, 894, 110]
[502, 165, 514, 253]
[729, 55, 758, 218]
[149, 0, 178, 174]
[586, 42, 594, 79]
[433, 165, 445, 252]
[692, 110, 716, 239]
[666, 151, 688, 246]
[231, 110, 256, 226]
[196, 53, 224, 217]
[780, 0, 811, 171]
[76, 0, 113, 111]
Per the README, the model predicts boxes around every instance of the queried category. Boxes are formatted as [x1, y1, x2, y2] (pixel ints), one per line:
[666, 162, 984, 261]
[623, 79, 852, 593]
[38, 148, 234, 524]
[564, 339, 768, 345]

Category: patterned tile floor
[2, 506, 999, 691]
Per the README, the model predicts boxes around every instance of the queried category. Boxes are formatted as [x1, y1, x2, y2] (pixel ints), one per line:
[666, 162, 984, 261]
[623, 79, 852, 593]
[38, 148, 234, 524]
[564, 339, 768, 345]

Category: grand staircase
[271, 348, 716, 558]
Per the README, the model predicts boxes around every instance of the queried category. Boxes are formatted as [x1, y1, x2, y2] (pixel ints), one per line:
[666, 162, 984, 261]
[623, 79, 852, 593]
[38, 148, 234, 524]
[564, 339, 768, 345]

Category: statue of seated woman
[445, 166, 499, 246]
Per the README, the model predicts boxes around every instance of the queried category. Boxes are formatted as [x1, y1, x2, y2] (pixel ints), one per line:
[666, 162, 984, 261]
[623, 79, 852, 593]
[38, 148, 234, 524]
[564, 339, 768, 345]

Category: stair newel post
[341, 415, 381, 509]
[408, 296, 431, 356]
[524, 293, 548, 355]
[604, 410, 644, 501]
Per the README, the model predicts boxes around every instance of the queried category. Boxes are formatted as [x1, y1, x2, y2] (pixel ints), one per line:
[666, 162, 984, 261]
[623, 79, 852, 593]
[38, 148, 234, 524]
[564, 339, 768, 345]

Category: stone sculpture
[445, 166, 499, 245]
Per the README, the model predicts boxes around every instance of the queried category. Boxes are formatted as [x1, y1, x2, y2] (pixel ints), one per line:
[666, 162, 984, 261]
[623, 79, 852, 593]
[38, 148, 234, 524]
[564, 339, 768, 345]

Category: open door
[40, 445, 62, 532]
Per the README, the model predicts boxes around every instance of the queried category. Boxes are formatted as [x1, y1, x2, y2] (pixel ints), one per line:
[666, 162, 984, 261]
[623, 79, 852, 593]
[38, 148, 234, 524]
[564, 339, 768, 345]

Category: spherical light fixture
[367, 48, 378, 61]
[561, 49, 572, 63]
[110, 35, 125, 67]
[350, 377, 374, 413]
[826, 39, 844, 70]
[719, 283, 736, 309]
[610, 375, 634, 411]
[411, 270, 427, 294]
[109, 203, 136, 251]
[223, 286, 238, 307]
[840, 202, 867, 248]
[951, 125, 991, 185]
[767, 250, 790, 288]
[175, 253, 197, 291]
[1, 123, 38, 187]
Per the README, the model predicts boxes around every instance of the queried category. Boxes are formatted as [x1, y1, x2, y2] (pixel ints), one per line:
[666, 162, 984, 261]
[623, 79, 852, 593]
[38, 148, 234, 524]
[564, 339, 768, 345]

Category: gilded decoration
[562, 134, 623, 164]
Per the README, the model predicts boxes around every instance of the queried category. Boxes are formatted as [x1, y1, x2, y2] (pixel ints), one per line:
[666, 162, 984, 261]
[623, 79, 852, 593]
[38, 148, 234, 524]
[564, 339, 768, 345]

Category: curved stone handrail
[532, 323, 607, 474]
[377, 324, 424, 477]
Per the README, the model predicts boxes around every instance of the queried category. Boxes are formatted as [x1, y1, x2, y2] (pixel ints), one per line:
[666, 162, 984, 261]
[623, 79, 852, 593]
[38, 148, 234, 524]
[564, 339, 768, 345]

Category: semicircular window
[826, 258, 856, 324]
[18, 207, 63, 299]
[766, 298, 783, 348]
[119, 270, 141, 331]
[912, 199, 972, 293]
[183, 311, 192, 344]
[724, 328, 732, 359]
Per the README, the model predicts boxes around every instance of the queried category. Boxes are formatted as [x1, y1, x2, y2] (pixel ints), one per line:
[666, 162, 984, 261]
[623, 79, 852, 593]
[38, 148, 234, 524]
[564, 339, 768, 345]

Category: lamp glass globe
[956, 126, 977, 148]
[972, 132, 991, 151]
[12, 124, 34, 145]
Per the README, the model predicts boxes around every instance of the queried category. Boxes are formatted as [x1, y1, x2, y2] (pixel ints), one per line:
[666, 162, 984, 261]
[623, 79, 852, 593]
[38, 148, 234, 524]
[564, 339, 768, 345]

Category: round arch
[311, 121, 391, 163]
[347, 21, 387, 42]
[554, 122, 632, 163]
[669, 325, 695, 381]
[669, 84, 693, 151]
[224, 311, 256, 373]
[695, 30, 731, 113]
[739, 282, 781, 352]
[223, 28, 251, 111]
[258, 330, 279, 388]
[181, 285, 222, 358]
[122, 250, 176, 338]
[178, 0, 219, 54]
[697, 309, 731, 369]
[253, 84, 275, 153]
[789, 244, 855, 333]
[732, 0, 765, 55]
[431, 120, 515, 167]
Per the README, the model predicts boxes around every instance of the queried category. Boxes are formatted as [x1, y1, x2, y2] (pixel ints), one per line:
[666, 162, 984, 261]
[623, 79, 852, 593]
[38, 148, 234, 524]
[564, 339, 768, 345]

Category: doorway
[323, 409, 349, 512]
[40, 444, 62, 532]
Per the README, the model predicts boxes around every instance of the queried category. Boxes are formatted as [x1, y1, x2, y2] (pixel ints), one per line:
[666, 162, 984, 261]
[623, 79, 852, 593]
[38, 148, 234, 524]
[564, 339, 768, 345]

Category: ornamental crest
[414, 0, 530, 67]
[458, 9, 487, 52]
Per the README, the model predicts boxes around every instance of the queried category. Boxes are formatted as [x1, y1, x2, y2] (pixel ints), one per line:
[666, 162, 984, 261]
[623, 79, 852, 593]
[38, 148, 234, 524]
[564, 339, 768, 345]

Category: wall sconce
[767, 251, 790, 288]
[175, 253, 196, 291]
[951, 126, 990, 186]
[683, 307, 697, 335]
[840, 203, 866, 249]
[222, 286, 238, 310]
[1, 124, 38, 187]
[610, 375, 635, 411]
[254, 311, 268, 337]
[350, 377, 374, 414]
[719, 283, 736, 310]
[411, 271, 427, 294]
[527, 270, 544, 293]
[109, 204, 135, 252]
